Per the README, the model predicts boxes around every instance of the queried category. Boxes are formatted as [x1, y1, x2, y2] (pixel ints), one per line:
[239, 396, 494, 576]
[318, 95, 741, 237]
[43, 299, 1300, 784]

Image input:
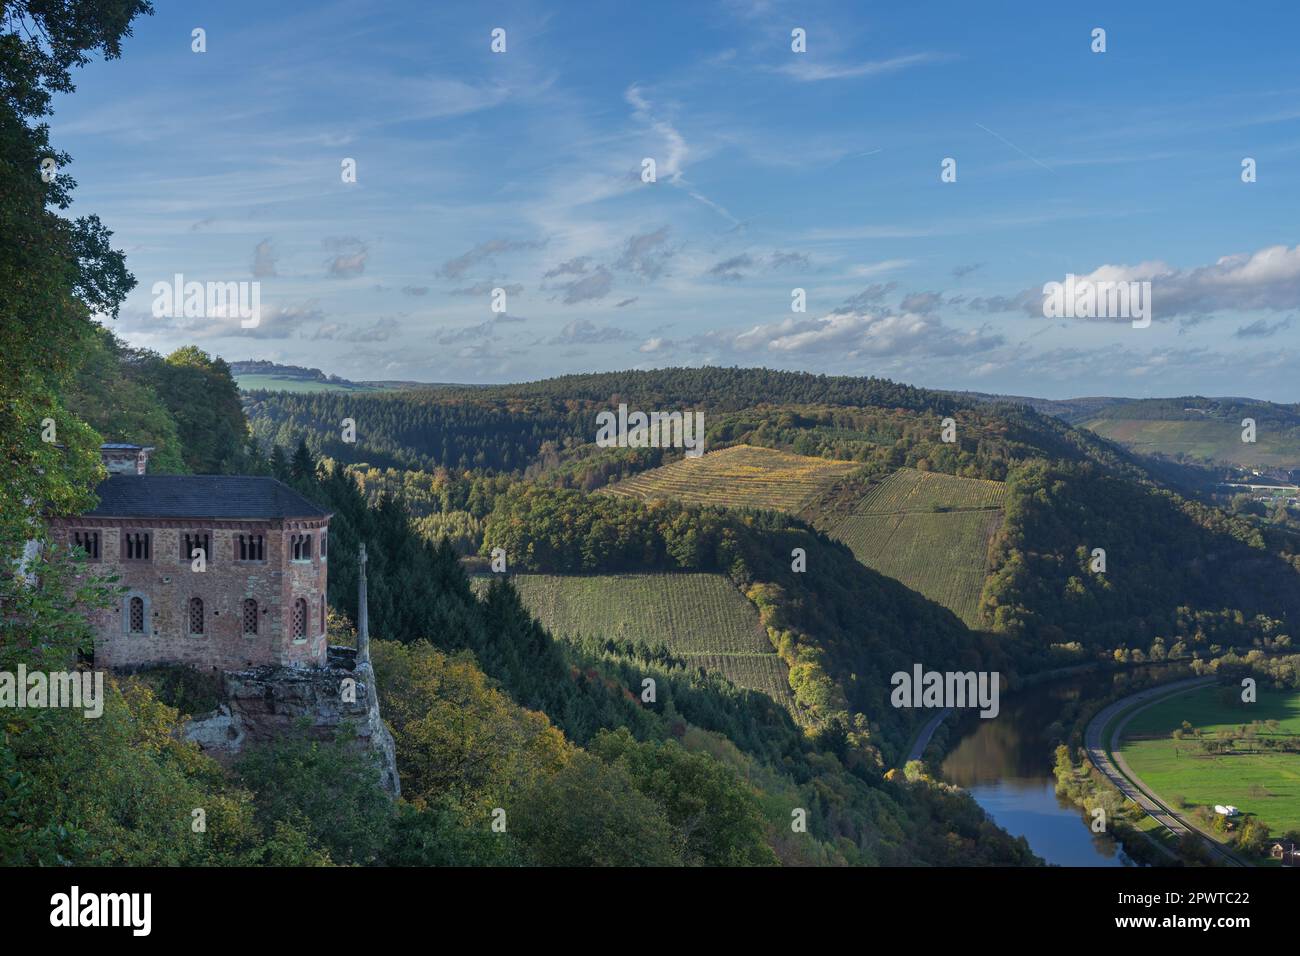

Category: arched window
[182, 532, 211, 564]
[320, 594, 326, 634]
[73, 530, 101, 561]
[242, 598, 259, 636]
[128, 596, 145, 634]
[236, 533, 265, 561]
[189, 597, 205, 635]
[123, 531, 151, 561]
[293, 598, 307, 640]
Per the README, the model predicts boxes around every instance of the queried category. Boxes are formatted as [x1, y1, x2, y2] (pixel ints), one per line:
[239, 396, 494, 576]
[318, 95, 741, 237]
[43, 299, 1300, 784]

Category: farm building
[1270, 842, 1300, 865]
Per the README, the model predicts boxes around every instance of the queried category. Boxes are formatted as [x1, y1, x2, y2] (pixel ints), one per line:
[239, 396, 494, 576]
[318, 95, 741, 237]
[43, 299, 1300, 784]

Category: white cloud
[776, 52, 949, 83]
[730, 310, 1002, 357]
[851, 259, 913, 278]
[1011, 244, 1300, 321]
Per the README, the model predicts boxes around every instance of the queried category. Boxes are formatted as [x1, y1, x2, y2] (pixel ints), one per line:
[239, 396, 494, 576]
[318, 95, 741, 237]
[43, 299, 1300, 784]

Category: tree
[1, 678, 302, 866]
[588, 728, 777, 866]
[234, 728, 393, 866]
[291, 437, 316, 482]
[370, 640, 568, 811]
[509, 752, 684, 866]
[142, 346, 252, 473]
[270, 444, 291, 481]
[63, 326, 186, 472]
[1, 0, 149, 550]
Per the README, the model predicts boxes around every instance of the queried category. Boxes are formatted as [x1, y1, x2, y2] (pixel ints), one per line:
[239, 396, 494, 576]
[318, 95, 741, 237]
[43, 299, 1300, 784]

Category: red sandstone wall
[50, 518, 329, 672]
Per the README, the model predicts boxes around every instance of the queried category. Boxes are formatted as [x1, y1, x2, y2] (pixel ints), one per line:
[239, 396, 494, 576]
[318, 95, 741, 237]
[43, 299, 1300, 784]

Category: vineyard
[854, 467, 1008, 514]
[830, 511, 1002, 627]
[473, 572, 794, 707]
[604, 443, 860, 514]
[828, 468, 1008, 628]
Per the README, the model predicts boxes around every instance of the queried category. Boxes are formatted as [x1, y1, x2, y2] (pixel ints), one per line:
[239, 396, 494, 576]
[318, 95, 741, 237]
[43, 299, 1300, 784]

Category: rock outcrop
[184, 646, 400, 797]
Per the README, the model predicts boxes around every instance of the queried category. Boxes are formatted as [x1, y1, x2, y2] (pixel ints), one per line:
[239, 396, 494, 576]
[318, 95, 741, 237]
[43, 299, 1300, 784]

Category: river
[939, 667, 1171, 866]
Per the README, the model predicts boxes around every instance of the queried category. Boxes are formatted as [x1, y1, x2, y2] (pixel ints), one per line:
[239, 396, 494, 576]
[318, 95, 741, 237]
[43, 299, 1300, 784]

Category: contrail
[975, 122, 1055, 173]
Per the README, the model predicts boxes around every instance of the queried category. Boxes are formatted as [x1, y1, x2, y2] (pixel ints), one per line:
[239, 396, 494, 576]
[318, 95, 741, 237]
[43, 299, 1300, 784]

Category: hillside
[604, 444, 861, 514]
[1078, 398, 1300, 472]
[242, 367, 1300, 664]
[232, 360, 384, 394]
[472, 572, 795, 711]
[233, 360, 487, 395]
[953, 391, 1300, 474]
[825, 468, 1008, 628]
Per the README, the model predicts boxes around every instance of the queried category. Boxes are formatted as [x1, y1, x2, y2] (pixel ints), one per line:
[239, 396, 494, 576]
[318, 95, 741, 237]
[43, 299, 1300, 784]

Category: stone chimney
[100, 443, 153, 475]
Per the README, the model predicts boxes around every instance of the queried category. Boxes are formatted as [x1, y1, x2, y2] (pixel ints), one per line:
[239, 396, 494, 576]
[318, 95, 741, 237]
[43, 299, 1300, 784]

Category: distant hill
[231, 360, 381, 393]
[231, 360, 483, 394]
[956, 390, 1300, 473]
[948, 391, 1125, 421]
[1077, 398, 1300, 472]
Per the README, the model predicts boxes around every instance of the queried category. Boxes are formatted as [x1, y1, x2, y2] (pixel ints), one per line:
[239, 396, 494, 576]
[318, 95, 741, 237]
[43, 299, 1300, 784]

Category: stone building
[47, 445, 332, 672]
[99, 442, 154, 476]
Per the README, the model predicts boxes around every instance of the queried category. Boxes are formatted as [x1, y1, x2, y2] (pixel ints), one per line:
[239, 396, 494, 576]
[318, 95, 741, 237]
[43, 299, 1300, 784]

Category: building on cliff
[46, 444, 332, 671]
[45, 443, 400, 795]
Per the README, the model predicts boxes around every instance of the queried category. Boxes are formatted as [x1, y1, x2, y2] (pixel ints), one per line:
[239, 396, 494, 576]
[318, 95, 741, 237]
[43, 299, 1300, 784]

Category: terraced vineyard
[605, 443, 860, 514]
[855, 467, 1008, 514]
[829, 468, 1008, 628]
[474, 572, 795, 709]
[831, 511, 1003, 626]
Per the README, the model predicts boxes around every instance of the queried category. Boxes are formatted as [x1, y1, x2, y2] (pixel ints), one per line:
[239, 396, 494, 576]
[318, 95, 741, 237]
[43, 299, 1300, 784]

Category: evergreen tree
[270, 444, 291, 481]
[291, 438, 316, 482]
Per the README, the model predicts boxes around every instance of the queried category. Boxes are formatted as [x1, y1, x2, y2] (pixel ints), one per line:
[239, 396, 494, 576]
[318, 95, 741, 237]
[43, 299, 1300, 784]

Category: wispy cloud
[776, 52, 949, 83]
[438, 238, 545, 280]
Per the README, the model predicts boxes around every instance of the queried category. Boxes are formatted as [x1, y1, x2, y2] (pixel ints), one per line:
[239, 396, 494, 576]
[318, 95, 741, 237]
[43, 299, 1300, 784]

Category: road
[1084, 676, 1248, 867]
[905, 707, 952, 764]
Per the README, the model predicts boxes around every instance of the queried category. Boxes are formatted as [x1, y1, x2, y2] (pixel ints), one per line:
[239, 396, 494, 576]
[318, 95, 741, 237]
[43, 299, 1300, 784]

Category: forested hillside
[271, 449, 1036, 865]
[246, 366, 1300, 672]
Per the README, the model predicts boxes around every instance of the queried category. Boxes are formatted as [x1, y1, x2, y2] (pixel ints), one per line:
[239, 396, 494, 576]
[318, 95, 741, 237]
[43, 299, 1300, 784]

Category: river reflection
[939, 669, 1170, 867]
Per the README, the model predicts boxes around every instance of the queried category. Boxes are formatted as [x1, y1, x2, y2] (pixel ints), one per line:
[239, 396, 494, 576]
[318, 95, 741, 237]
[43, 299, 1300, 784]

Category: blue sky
[51, 0, 1300, 399]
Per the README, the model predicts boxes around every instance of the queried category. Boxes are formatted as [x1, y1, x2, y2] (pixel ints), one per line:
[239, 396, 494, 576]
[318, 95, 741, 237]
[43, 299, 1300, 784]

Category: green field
[1081, 417, 1300, 470]
[474, 572, 794, 709]
[605, 444, 859, 514]
[1119, 685, 1300, 838]
[235, 373, 383, 394]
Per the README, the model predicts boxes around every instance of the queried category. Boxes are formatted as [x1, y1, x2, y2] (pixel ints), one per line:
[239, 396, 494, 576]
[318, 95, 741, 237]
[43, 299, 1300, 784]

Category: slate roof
[84, 475, 331, 520]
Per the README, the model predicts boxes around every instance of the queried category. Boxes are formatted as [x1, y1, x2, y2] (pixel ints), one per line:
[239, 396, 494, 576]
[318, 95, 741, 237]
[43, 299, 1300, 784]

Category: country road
[1084, 676, 1247, 867]
[905, 707, 952, 764]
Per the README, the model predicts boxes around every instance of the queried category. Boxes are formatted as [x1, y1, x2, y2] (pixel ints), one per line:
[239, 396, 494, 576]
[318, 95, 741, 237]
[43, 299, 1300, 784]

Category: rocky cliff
[184, 646, 400, 797]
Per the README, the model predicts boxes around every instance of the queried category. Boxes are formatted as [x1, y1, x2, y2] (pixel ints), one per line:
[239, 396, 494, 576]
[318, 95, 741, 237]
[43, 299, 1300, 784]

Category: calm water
[939, 669, 1167, 867]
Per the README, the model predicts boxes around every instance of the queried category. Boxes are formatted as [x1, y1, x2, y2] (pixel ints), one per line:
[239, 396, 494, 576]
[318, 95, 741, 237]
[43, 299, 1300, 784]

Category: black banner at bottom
[0, 864, 1286, 942]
